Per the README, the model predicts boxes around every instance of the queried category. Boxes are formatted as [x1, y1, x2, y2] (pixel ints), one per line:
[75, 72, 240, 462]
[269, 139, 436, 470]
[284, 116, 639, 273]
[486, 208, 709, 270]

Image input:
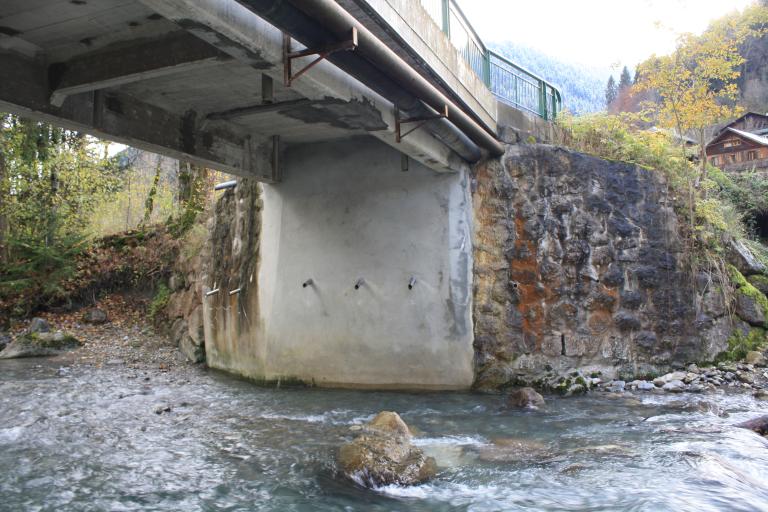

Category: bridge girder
[0, 50, 280, 181]
[48, 32, 233, 108]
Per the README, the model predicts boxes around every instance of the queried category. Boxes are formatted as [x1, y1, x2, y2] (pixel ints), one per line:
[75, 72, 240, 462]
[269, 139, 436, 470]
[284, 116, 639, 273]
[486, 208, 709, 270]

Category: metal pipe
[229, 288, 241, 295]
[408, 277, 416, 290]
[214, 180, 237, 190]
[302, 278, 314, 288]
[205, 288, 220, 297]
[354, 278, 365, 290]
[235, 0, 499, 159]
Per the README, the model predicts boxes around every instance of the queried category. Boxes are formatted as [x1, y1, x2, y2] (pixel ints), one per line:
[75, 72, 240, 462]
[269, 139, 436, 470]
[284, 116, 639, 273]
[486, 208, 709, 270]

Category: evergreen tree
[605, 75, 618, 108]
[619, 66, 633, 90]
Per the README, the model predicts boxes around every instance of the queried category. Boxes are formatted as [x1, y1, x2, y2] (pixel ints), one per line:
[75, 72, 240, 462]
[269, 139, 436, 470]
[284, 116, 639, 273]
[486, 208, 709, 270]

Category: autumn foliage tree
[636, 5, 768, 184]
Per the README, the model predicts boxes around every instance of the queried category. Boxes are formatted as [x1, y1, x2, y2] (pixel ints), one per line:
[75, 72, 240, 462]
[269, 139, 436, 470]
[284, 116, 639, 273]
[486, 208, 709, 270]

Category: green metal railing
[420, 0, 562, 120]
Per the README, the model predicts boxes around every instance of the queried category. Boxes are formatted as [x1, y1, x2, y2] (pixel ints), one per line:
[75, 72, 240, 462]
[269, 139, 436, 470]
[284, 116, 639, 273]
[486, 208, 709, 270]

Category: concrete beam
[139, 0, 468, 173]
[206, 99, 312, 121]
[48, 32, 232, 107]
[0, 51, 279, 182]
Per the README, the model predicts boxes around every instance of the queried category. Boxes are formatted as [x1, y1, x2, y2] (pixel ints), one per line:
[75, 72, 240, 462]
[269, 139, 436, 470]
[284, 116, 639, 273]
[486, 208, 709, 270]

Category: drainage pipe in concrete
[236, 0, 504, 159]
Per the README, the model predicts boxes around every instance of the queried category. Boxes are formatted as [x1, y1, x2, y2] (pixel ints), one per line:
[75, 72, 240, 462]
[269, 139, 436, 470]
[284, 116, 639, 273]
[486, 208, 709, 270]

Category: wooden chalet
[706, 112, 768, 173]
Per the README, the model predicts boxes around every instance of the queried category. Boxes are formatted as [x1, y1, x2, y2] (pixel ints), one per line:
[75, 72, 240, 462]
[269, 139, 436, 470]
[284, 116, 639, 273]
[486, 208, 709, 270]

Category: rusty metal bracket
[395, 105, 449, 143]
[283, 28, 358, 87]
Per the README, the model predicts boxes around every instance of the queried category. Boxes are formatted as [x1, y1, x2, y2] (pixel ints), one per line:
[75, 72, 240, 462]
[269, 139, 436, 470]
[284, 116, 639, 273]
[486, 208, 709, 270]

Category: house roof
[711, 111, 768, 139]
[724, 127, 768, 147]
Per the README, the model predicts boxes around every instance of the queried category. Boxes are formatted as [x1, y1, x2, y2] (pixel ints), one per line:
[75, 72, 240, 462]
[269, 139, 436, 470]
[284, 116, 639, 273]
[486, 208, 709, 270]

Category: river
[1, 358, 767, 511]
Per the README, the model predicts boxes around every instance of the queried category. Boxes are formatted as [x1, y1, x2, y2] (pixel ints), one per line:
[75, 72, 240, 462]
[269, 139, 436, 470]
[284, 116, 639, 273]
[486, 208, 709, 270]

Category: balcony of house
[717, 158, 768, 173]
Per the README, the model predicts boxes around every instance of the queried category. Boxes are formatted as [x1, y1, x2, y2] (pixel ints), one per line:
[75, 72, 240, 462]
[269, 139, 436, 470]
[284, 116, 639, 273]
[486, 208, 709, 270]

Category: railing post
[538, 81, 547, 120]
[551, 89, 557, 120]
[483, 51, 491, 87]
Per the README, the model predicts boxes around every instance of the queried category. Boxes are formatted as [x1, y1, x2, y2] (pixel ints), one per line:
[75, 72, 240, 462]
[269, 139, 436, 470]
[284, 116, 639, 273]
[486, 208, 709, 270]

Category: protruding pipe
[229, 288, 241, 295]
[408, 277, 416, 290]
[214, 180, 237, 190]
[302, 278, 314, 288]
[354, 278, 365, 290]
[205, 288, 220, 297]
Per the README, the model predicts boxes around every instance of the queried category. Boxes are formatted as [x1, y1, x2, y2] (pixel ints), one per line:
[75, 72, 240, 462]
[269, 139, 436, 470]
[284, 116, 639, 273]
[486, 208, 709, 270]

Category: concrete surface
[204, 136, 475, 389]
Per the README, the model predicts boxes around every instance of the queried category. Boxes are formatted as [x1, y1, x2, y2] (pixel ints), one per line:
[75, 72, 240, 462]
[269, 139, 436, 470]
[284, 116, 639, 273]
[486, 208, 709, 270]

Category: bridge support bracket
[395, 105, 449, 143]
[283, 28, 358, 87]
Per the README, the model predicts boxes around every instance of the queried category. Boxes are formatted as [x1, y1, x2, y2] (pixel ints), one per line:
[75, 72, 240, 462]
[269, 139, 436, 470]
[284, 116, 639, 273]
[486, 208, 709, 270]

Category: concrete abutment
[201, 136, 475, 389]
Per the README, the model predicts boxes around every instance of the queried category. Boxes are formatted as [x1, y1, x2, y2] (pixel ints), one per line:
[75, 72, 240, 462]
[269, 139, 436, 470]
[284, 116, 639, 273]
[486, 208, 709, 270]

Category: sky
[459, 0, 755, 72]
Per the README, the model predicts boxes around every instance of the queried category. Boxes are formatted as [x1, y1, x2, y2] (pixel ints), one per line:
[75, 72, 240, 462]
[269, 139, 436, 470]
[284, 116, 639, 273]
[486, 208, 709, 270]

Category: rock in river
[662, 380, 686, 393]
[507, 387, 546, 409]
[736, 415, 768, 436]
[338, 411, 436, 488]
[476, 437, 552, 463]
[0, 331, 81, 359]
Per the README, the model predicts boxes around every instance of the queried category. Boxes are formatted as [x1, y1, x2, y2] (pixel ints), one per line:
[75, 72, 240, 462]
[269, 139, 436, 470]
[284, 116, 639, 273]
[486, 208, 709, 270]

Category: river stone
[662, 380, 686, 392]
[754, 389, 768, 400]
[571, 444, 635, 457]
[0, 331, 81, 359]
[338, 412, 436, 488]
[655, 371, 686, 387]
[507, 387, 545, 409]
[366, 411, 412, 438]
[630, 380, 655, 391]
[82, 308, 108, 324]
[745, 351, 766, 367]
[736, 415, 768, 436]
[28, 317, 51, 334]
[476, 437, 551, 463]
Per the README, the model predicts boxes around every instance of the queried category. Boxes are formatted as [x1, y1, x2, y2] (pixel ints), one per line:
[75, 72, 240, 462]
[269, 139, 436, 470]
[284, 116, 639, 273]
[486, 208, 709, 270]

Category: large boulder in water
[506, 387, 545, 409]
[0, 331, 81, 359]
[736, 415, 768, 436]
[338, 411, 436, 488]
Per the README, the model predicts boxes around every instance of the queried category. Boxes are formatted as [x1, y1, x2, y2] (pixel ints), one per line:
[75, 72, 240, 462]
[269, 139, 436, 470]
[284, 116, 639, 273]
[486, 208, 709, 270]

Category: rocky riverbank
[511, 354, 768, 400]
[0, 293, 196, 376]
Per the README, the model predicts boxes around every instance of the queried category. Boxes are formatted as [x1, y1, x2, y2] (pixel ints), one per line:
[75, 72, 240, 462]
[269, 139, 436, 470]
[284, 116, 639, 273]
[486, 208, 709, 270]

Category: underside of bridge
[0, 0, 502, 178]
[0, 0, 508, 388]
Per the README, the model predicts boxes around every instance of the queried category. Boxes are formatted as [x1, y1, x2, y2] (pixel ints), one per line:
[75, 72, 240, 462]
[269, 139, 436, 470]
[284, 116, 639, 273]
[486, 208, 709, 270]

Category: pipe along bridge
[0, 0, 562, 389]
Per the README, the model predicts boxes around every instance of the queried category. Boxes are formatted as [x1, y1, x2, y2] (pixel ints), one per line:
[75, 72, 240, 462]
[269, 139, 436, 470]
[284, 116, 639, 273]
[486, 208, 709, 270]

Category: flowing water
[1, 359, 768, 512]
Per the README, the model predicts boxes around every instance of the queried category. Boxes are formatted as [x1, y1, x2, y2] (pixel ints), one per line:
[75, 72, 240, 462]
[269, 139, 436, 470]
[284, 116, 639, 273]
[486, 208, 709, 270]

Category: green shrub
[720, 327, 766, 362]
[149, 283, 171, 320]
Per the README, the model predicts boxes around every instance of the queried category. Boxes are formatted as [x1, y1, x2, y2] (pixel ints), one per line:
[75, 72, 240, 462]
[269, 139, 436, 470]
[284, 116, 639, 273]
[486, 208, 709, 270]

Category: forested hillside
[490, 41, 607, 114]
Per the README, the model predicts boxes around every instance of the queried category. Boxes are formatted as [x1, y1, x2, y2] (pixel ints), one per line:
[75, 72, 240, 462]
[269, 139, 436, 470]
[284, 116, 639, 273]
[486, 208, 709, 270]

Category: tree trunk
[46, 162, 59, 247]
[178, 161, 193, 205]
[141, 155, 162, 227]
[0, 147, 7, 263]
